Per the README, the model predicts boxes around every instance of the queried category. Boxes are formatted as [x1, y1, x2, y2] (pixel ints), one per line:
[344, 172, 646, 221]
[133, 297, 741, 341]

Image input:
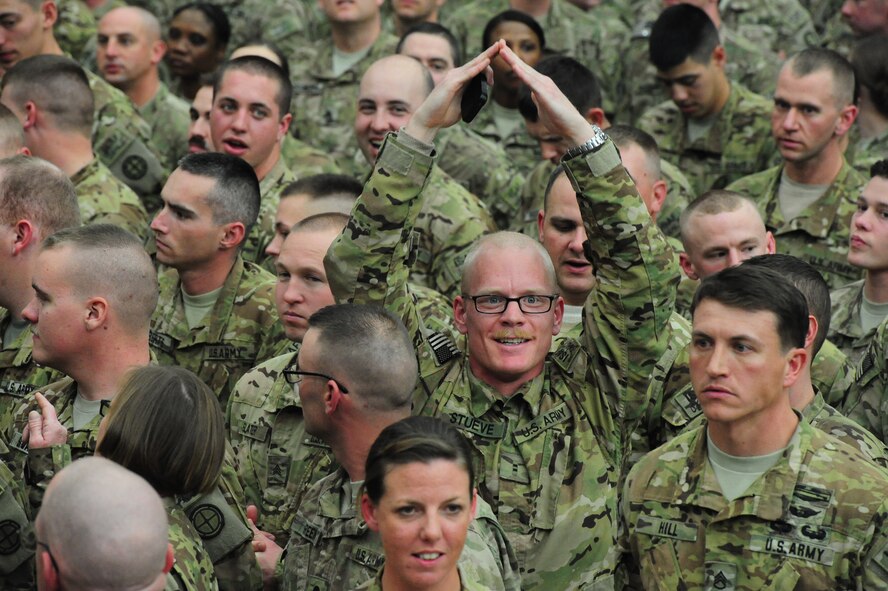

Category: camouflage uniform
[280, 136, 341, 179]
[513, 157, 692, 238]
[719, 0, 819, 56]
[165, 499, 220, 591]
[226, 349, 337, 544]
[637, 83, 777, 197]
[71, 157, 151, 240]
[620, 417, 888, 590]
[817, 12, 855, 57]
[290, 33, 399, 163]
[843, 314, 888, 441]
[86, 69, 168, 210]
[0, 310, 61, 446]
[727, 161, 866, 290]
[55, 0, 97, 63]
[0, 439, 33, 591]
[355, 565, 500, 591]
[442, 0, 630, 116]
[325, 131, 678, 588]
[139, 82, 191, 178]
[247, 156, 296, 266]
[150, 257, 284, 409]
[851, 130, 888, 177]
[469, 104, 545, 177]
[812, 339, 854, 408]
[829, 279, 876, 366]
[802, 390, 888, 468]
[435, 124, 525, 231]
[281, 467, 521, 591]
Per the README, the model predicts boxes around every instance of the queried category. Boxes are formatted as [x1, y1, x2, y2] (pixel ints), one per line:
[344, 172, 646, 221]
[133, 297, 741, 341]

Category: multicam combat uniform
[325, 130, 677, 588]
[829, 279, 878, 366]
[165, 499, 220, 591]
[620, 418, 888, 590]
[280, 467, 521, 591]
[843, 314, 888, 442]
[150, 257, 283, 409]
[71, 157, 151, 240]
[246, 156, 296, 266]
[637, 83, 777, 197]
[727, 160, 866, 290]
[139, 82, 191, 177]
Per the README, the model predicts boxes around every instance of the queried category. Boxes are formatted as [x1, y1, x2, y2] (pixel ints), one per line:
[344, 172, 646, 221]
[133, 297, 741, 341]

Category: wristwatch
[562, 126, 609, 161]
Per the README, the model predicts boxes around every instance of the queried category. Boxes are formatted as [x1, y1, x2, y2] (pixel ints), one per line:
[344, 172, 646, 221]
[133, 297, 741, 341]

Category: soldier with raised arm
[324, 41, 678, 589]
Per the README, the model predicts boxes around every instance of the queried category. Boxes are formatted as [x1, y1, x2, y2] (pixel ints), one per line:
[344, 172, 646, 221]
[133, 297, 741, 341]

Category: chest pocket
[639, 540, 685, 591]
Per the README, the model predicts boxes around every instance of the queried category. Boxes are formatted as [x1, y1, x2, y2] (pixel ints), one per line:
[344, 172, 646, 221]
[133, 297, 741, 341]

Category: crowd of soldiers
[0, 0, 885, 589]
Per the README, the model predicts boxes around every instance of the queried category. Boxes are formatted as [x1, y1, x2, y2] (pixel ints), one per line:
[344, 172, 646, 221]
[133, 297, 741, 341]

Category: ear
[84, 296, 109, 331]
[163, 544, 175, 574]
[551, 296, 564, 336]
[649, 180, 668, 218]
[41, 1, 58, 29]
[711, 45, 726, 69]
[323, 379, 343, 416]
[360, 493, 380, 531]
[679, 252, 699, 281]
[39, 549, 59, 591]
[584, 107, 607, 128]
[765, 231, 776, 254]
[453, 295, 469, 335]
[12, 219, 36, 255]
[219, 222, 246, 251]
[783, 346, 808, 388]
[277, 113, 292, 141]
[150, 40, 167, 65]
[835, 103, 858, 137]
[18, 146, 30, 156]
[803, 315, 818, 351]
[22, 101, 38, 131]
[536, 209, 546, 241]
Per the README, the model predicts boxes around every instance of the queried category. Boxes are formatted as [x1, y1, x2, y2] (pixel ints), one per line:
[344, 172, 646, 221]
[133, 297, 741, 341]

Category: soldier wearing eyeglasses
[323, 42, 679, 590]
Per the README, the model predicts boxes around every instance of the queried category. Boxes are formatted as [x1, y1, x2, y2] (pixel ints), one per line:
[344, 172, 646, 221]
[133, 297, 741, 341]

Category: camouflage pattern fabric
[442, 0, 630, 116]
[356, 564, 506, 590]
[0, 437, 34, 591]
[435, 124, 525, 231]
[324, 131, 678, 589]
[812, 339, 855, 408]
[802, 390, 888, 468]
[816, 11, 855, 56]
[637, 83, 777, 197]
[71, 157, 151, 241]
[850, 130, 888, 177]
[280, 467, 521, 591]
[467, 103, 545, 178]
[280, 136, 342, 179]
[139, 82, 191, 180]
[829, 279, 877, 366]
[0, 309, 62, 447]
[226, 349, 337, 544]
[843, 314, 888, 441]
[150, 257, 284, 410]
[248, 156, 296, 266]
[719, 0, 820, 56]
[290, 33, 399, 163]
[620, 418, 888, 590]
[86, 69, 168, 207]
[727, 160, 866, 290]
[165, 500, 220, 591]
[55, 0, 97, 63]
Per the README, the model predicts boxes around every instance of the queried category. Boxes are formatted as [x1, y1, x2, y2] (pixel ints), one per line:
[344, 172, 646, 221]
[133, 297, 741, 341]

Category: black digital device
[461, 72, 489, 123]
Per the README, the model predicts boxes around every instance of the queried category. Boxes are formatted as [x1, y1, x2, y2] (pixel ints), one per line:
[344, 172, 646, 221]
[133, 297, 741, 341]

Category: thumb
[27, 411, 43, 444]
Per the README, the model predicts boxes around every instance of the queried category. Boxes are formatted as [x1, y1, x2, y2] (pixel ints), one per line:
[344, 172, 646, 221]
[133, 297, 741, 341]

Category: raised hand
[24, 392, 68, 449]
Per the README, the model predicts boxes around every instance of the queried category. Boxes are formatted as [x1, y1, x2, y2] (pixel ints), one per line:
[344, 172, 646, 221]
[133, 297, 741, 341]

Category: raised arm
[502, 47, 679, 444]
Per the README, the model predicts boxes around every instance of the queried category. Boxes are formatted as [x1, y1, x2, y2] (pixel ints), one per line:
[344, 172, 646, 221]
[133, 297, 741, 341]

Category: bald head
[461, 231, 558, 294]
[97, 6, 164, 95]
[355, 55, 434, 163]
[100, 6, 162, 41]
[37, 457, 169, 591]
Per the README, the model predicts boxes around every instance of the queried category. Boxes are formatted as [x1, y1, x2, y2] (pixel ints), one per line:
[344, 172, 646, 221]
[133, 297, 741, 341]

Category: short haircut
[871, 159, 888, 180]
[608, 124, 662, 181]
[215, 56, 292, 118]
[97, 366, 226, 497]
[231, 40, 291, 80]
[290, 212, 349, 235]
[171, 2, 231, 47]
[0, 103, 24, 156]
[0, 156, 80, 233]
[691, 265, 808, 352]
[42, 224, 158, 331]
[787, 47, 856, 108]
[364, 416, 475, 504]
[518, 56, 600, 122]
[679, 190, 761, 247]
[105, 6, 161, 41]
[37, 457, 169, 591]
[397, 22, 463, 66]
[176, 152, 260, 233]
[307, 304, 418, 412]
[482, 10, 546, 50]
[1, 55, 94, 136]
[743, 254, 831, 356]
[282, 173, 362, 201]
[543, 164, 570, 212]
[852, 34, 888, 119]
[461, 231, 558, 294]
[649, 4, 720, 71]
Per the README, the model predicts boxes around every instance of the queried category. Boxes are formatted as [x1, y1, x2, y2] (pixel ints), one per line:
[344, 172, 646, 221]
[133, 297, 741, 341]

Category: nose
[265, 234, 283, 258]
[230, 107, 249, 132]
[150, 209, 167, 233]
[419, 512, 443, 543]
[369, 110, 391, 133]
[568, 226, 587, 254]
[21, 296, 38, 325]
[283, 278, 305, 305]
[726, 248, 743, 268]
[841, 0, 853, 17]
[704, 343, 728, 378]
[499, 298, 526, 323]
[670, 84, 688, 104]
[853, 208, 872, 231]
[781, 108, 799, 131]
[105, 38, 119, 57]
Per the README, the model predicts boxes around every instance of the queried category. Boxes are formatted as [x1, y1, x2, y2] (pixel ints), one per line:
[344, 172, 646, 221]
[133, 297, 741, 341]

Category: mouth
[0, 50, 16, 65]
[104, 63, 122, 75]
[412, 551, 444, 564]
[699, 385, 734, 399]
[777, 137, 802, 150]
[850, 235, 867, 248]
[222, 137, 249, 156]
[563, 259, 591, 274]
[188, 135, 208, 153]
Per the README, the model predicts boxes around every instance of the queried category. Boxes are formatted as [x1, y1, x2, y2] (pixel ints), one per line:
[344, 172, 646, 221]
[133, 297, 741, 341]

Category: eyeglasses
[283, 369, 349, 394]
[464, 294, 558, 314]
[37, 541, 59, 575]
